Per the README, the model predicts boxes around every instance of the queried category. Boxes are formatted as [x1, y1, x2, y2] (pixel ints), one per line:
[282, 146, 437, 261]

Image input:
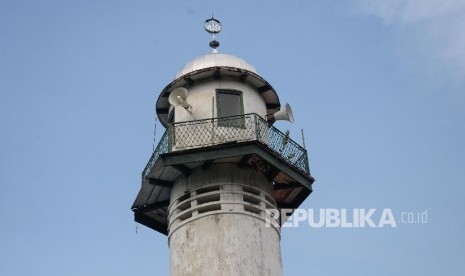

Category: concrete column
[168, 163, 282, 276]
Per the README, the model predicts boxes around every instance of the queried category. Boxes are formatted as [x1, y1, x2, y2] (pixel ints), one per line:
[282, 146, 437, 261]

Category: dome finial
[204, 16, 222, 53]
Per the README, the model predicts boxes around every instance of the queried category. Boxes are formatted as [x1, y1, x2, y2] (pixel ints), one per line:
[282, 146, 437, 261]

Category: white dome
[175, 53, 257, 78]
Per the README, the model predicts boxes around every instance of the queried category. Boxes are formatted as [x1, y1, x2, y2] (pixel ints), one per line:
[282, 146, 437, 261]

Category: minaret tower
[132, 18, 314, 276]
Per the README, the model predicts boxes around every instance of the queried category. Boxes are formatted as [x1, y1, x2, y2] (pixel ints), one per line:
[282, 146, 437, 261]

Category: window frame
[216, 89, 245, 128]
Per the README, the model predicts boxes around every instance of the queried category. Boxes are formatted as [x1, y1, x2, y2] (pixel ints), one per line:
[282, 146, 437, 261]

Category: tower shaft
[168, 163, 282, 276]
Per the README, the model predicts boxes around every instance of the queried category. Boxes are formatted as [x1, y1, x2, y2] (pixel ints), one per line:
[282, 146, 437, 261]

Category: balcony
[133, 113, 314, 234]
[143, 113, 310, 180]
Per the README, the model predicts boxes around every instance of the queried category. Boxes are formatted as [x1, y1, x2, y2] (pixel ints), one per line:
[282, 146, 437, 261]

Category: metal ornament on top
[204, 16, 222, 53]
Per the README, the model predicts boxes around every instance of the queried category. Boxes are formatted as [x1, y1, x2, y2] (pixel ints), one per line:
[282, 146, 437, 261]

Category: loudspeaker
[268, 103, 294, 123]
[168, 87, 191, 110]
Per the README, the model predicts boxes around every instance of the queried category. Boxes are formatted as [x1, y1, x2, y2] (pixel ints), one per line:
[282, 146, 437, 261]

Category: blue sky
[1, 1, 464, 275]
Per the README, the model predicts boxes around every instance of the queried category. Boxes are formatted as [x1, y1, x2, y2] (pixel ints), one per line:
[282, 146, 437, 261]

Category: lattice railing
[142, 113, 310, 178]
[142, 131, 169, 178]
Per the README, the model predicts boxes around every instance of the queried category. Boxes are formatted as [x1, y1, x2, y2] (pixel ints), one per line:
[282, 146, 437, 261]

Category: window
[216, 89, 244, 127]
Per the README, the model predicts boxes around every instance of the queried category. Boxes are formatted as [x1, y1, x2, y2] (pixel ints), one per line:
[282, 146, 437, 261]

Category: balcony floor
[132, 140, 315, 235]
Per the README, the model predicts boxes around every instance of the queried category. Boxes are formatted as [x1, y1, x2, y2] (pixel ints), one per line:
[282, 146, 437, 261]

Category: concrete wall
[168, 163, 282, 276]
[173, 77, 267, 123]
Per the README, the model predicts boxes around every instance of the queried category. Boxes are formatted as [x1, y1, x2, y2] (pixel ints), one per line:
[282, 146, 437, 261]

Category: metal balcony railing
[142, 113, 310, 178]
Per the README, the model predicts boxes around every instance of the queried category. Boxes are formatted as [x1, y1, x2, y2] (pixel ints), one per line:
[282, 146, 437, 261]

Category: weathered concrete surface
[169, 164, 283, 276]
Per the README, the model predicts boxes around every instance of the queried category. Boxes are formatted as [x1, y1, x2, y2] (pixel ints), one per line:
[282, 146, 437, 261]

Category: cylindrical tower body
[168, 163, 282, 276]
[164, 54, 283, 275]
